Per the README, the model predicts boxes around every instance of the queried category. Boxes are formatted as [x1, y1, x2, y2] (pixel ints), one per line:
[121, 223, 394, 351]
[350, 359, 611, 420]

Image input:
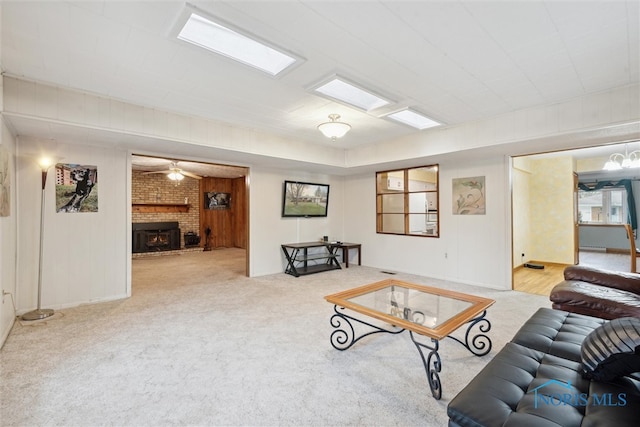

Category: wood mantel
[132, 203, 190, 213]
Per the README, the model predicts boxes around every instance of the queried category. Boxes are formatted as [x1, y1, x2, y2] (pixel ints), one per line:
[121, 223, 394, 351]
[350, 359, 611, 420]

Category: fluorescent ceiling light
[386, 109, 441, 130]
[178, 12, 298, 76]
[314, 77, 390, 111]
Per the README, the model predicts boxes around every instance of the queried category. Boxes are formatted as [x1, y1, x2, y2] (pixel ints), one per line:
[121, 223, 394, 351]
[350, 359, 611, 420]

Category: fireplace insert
[132, 222, 181, 253]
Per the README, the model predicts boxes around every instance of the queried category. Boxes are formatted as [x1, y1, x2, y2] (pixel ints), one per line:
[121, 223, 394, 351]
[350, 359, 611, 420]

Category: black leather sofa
[447, 308, 639, 426]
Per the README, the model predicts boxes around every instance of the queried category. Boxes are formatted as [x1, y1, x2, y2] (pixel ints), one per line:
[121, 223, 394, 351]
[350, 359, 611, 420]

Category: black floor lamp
[21, 157, 55, 321]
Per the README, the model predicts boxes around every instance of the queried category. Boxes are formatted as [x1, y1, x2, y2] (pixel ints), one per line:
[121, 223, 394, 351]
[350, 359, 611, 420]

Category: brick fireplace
[131, 170, 200, 251]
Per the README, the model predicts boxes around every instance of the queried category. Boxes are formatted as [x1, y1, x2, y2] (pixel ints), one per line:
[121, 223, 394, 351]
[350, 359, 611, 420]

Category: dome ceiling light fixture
[602, 144, 640, 170]
[317, 114, 351, 141]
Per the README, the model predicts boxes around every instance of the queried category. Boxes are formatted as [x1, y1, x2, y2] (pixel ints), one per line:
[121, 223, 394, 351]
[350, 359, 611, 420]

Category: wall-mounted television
[282, 180, 330, 217]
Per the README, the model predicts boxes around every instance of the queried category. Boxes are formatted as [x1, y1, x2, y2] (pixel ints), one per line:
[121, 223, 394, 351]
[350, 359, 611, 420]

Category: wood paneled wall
[200, 177, 247, 249]
[231, 177, 247, 248]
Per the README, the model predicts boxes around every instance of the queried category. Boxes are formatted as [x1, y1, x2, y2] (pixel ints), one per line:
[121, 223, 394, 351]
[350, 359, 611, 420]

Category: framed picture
[282, 180, 329, 217]
[0, 146, 9, 217]
[453, 176, 485, 215]
[205, 192, 230, 210]
[56, 164, 98, 213]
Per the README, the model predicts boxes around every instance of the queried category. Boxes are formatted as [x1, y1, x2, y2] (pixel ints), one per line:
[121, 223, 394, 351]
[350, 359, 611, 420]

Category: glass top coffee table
[325, 279, 495, 400]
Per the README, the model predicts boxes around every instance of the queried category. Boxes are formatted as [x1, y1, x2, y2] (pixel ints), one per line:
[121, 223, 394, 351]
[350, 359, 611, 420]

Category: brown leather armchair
[550, 265, 640, 319]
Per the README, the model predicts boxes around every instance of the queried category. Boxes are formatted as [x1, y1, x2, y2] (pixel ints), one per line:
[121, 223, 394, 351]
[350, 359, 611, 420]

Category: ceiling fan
[142, 161, 202, 181]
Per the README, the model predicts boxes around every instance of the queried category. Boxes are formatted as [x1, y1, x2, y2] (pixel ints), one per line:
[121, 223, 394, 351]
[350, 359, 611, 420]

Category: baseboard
[0, 316, 16, 350]
[16, 293, 129, 316]
[606, 248, 630, 254]
[579, 246, 606, 252]
[580, 247, 631, 255]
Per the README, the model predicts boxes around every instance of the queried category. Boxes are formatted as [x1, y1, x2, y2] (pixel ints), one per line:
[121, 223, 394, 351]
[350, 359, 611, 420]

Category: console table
[281, 242, 342, 277]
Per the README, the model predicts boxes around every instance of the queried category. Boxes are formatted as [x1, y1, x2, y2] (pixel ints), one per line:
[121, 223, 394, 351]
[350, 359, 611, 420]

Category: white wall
[0, 1, 18, 344]
[15, 138, 129, 312]
[3, 77, 639, 322]
[0, 120, 17, 344]
[344, 156, 511, 290]
[249, 168, 344, 276]
[579, 225, 634, 251]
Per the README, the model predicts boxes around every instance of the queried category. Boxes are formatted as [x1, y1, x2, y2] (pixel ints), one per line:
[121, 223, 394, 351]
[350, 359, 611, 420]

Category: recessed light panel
[387, 109, 441, 130]
[178, 12, 298, 76]
[314, 77, 390, 111]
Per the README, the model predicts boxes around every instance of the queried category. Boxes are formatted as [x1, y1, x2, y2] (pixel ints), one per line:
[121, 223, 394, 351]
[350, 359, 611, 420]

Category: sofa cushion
[447, 342, 589, 427]
[511, 308, 606, 362]
[550, 281, 640, 319]
[563, 265, 640, 294]
[581, 317, 640, 381]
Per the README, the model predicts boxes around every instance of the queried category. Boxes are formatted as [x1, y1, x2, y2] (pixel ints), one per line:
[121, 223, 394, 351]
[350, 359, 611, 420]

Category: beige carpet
[1, 249, 551, 426]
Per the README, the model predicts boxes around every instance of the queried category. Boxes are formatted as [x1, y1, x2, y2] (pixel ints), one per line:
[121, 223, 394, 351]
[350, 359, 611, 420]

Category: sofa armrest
[563, 265, 640, 295]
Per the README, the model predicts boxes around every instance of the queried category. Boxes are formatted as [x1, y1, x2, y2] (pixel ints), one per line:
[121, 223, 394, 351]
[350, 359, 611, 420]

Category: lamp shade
[318, 114, 351, 140]
[37, 157, 55, 171]
[602, 145, 640, 170]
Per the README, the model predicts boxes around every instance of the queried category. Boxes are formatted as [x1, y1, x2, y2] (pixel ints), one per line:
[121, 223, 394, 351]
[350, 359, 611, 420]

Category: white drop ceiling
[2, 1, 639, 171]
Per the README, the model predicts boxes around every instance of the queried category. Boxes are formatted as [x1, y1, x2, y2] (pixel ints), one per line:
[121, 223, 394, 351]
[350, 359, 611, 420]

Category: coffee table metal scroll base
[330, 306, 405, 351]
[330, 306, 492, 400]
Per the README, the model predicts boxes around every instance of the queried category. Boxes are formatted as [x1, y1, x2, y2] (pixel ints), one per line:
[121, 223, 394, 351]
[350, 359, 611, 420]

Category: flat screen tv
[282, 180, 330, 217]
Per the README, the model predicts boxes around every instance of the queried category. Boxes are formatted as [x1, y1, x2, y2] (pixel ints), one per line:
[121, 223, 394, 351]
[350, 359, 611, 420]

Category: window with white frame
[577, 187, 627, 224]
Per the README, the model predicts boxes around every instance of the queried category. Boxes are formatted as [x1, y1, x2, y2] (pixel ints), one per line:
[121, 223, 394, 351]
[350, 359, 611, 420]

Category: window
[376, 165, 439, 237]
[578, 187, 627, 224]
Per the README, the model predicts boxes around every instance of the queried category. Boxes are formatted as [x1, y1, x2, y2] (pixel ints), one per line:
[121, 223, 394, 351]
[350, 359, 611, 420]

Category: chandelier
[317, 114, 351, 140]
[602, 145, 640, 170]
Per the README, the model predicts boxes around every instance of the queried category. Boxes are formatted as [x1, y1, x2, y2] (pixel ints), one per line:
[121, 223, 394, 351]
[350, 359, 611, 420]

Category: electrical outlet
[444, 252, 448, 259]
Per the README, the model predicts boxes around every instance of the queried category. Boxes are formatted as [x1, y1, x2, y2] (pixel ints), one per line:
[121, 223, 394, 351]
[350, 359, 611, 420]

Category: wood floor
[513, 263, 566, 296]
[513, 251, 633, 296]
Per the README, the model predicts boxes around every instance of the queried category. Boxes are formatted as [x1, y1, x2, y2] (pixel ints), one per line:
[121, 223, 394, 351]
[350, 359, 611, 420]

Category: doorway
[130, 154, 250, 282]
[512, 142, 640, 295]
